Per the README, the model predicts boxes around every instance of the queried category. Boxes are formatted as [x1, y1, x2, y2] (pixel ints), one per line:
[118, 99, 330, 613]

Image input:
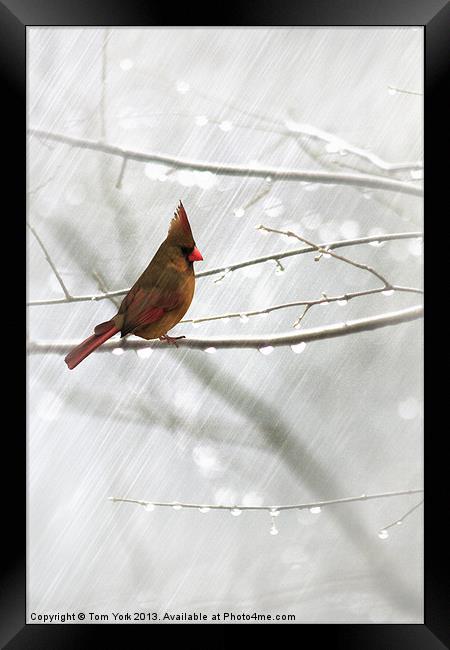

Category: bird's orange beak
[188, 246, 203, 262]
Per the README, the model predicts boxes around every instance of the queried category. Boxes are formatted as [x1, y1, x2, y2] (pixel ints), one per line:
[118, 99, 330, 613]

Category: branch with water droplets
[258, 224, 394, 288]
[109, 488, 423, 537]
[27, 231, 422, 307]
[28, 128, 422, 196]
[104, 69, 421, 174]
[108, 488, 423, 513]
[284, 117, 423, 173]
[377, 499, 424, 539]
[257, 225, 422, 326]
[183, 285, 422, 328]
[26, 305, 423, 355]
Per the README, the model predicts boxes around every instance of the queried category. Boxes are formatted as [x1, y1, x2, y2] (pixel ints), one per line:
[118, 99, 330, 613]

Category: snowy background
[27, 28, 423, 623]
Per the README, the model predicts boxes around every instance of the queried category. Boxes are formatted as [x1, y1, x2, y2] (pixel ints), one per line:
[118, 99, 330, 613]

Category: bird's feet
[159, 334, 186, 348]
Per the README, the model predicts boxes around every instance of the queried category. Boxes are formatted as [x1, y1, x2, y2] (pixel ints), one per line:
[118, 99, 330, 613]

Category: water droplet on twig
[291, 342, 306, 354]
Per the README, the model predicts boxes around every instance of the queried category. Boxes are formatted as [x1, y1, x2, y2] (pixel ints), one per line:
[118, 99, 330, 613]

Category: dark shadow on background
[184, 354, 421, 615]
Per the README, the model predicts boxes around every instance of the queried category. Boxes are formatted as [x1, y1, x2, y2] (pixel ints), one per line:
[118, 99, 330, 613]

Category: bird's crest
[167, 201, 194, 244]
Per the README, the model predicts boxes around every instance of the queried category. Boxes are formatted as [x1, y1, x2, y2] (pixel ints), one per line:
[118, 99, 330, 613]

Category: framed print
[1, 0, 447, 646]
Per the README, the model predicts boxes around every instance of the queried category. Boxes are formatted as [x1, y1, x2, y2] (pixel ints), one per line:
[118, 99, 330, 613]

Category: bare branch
[26, 285, 423, 333]
[27, 175, 56, 196]
[60, 104, 423, 174]
[166, 78, 424, 173]
[26, 231, 423, 306]
[115, 155, 128, 189]
[27, 305, 423, 355]
[28, 128, 423, 197]
[387, 85, 423, 97]
[242, 185, 272, 210]
[108, 488, 423, 513]
[378, 500, 424, 538]
[274, 258, 285, 273]
[288, 123, 416, 224]
[92, 270, 120, 308]
[258, 225, 396, 288]
[130, 69, 422, 174]
[284, 117, 423, 172]
[27, 222, 72, 300]
[257, 225, 423, 328]
[292, 304, 312, 328]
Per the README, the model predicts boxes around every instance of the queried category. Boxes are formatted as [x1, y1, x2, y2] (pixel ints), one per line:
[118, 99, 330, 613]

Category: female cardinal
[64, 202, 203, 370]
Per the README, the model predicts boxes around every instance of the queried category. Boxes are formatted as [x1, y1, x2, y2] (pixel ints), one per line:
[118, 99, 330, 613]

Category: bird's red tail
[64, 324, 119, 370]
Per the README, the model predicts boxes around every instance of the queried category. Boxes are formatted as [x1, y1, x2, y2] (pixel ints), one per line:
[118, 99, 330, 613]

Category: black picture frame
[4, 1, 447, 646]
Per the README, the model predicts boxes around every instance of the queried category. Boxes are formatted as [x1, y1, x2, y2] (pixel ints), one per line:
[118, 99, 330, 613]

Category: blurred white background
[27, 27, 423, 623]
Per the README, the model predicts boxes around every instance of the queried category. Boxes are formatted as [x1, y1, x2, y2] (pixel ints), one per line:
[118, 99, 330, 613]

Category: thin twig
[61, 105, 423, 174]
[388, 85, 423, 97]
[379, 500, 424, 535]
[26, 285, 424, 329]
[27, 175, 56, 196]
[131, 68, 422, 174]
[93, 270, 120, 308]
[26, 305, 423, 354]
[115, 156, 128, 189]
[243, 185, 273, 210]
[28, 128, 423, 197]
[285, 117, 423, 172]
[108, 488, 423, 513]
[289, 122, 413, 222]
[292, 305, 312, 328]
[274, 258, 285, 273]
[27, 222, 72, 300]
[26, 231, 423, 306]
[258, 225, 394, 288]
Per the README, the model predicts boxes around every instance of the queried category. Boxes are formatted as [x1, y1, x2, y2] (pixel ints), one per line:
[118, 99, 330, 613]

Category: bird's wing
[120, 285, 181, 336]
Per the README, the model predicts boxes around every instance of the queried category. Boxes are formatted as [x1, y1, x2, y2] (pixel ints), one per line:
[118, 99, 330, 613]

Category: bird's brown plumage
[64, 202, 202, 369]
